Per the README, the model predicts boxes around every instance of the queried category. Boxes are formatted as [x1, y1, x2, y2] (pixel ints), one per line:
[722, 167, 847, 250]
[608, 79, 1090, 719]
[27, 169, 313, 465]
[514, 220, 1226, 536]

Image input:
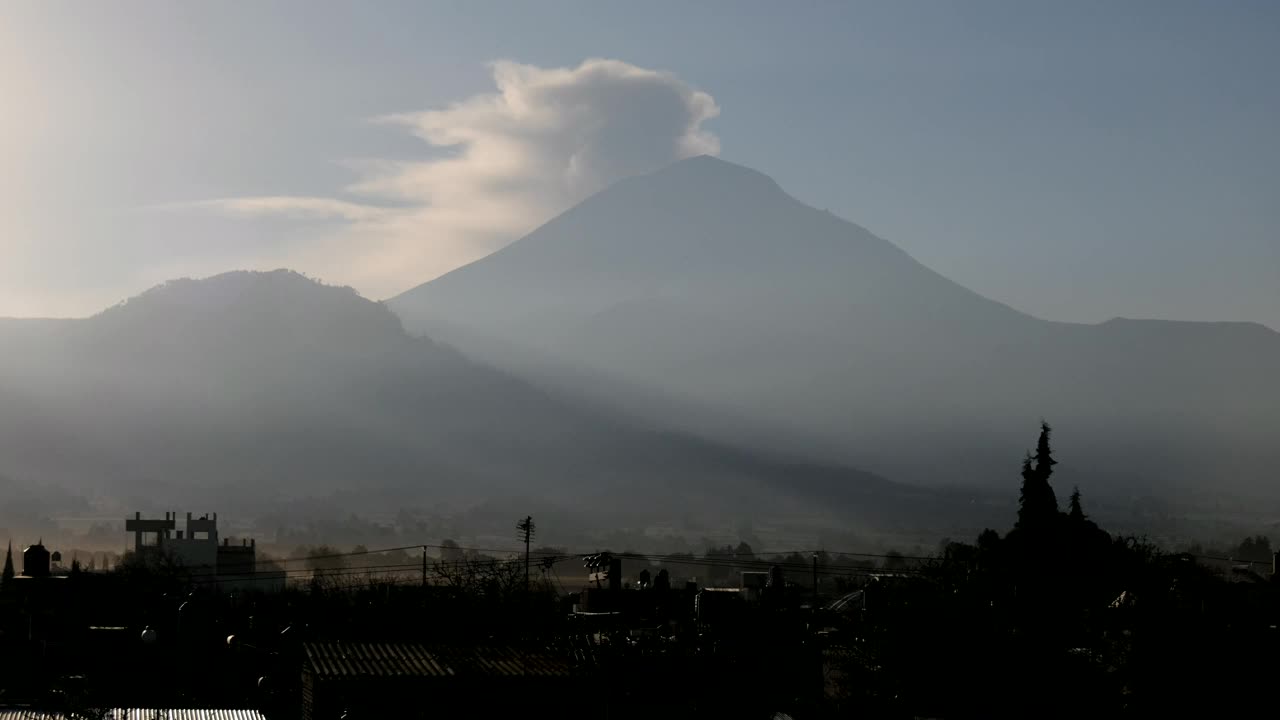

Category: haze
[3, 5, 1280, 715]
[1, 0, 1279, 552]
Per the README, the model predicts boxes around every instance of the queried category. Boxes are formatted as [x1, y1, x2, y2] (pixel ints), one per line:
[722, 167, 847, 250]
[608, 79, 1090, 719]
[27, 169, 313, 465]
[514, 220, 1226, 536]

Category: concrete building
[217, 538, 257, 576]
[125, 511, 221, 569]
[124, 511, 282, 592]
[169, 512, 220, 569]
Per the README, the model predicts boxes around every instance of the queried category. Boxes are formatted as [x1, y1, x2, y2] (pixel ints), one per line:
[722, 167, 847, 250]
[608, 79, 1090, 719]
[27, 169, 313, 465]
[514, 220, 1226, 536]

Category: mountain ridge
[389, 155, 1280, 499]
[0, 269, 968, 533]
[399, 155, 1278, 335]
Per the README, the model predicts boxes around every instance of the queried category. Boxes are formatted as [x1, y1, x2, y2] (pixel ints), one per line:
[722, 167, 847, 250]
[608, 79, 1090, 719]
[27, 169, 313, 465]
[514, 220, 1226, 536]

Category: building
[22, 541, 51, 578]
[123, 512, 282, 592]
[695, 587, 743, 627]
[300, 642, 576, 719]
[0, 709, 267, 719]
[125, 512, 219, 569]
[741, 571, 769, 603]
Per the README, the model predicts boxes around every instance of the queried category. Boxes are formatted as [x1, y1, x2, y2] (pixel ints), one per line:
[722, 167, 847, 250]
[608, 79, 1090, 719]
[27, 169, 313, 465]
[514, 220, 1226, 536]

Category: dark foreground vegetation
[0, 424, 1276, 718]
[825, 424, 1280, 718]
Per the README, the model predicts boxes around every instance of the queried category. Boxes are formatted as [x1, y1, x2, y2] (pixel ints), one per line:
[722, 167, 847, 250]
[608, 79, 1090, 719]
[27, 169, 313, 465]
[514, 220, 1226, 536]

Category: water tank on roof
[22, 542, 50, 577]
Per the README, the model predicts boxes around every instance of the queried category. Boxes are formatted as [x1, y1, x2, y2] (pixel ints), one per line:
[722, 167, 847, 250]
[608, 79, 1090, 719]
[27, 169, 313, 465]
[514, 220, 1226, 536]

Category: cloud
[204, 58, 719, 298]
[190, 197, 396, 223]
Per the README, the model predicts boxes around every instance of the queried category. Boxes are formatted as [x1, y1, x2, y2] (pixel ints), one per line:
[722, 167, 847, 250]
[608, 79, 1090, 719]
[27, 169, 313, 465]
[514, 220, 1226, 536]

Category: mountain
[390, 156, 1280, 499]
[0, 269, 960, 532]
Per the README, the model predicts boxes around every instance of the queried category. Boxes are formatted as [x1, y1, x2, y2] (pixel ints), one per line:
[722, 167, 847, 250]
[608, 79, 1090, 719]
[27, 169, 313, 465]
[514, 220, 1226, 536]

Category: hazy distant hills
[391, 156, 1280, 499]
[0, 270, 947, 529]
[1, 157, 1274, 541]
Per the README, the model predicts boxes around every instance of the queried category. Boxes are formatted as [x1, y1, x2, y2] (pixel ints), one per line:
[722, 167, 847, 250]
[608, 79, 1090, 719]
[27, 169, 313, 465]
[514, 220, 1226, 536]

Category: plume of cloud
[186, 196, 394, 222]
[200, 59, 720, 298]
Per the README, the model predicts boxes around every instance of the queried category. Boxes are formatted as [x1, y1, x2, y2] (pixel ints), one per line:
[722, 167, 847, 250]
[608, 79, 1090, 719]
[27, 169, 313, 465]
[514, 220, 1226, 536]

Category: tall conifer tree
[1068, 486, 1085, 522]
[2, 540, 14, 582]
[1017, 422, 1060, 529]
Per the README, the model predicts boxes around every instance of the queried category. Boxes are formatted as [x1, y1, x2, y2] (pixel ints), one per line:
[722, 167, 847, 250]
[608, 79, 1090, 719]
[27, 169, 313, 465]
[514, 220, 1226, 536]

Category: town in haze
[1, 2, 1278, 718]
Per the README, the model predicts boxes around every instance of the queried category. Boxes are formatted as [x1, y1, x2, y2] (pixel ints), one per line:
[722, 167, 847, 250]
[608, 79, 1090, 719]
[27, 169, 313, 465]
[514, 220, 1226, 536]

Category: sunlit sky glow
[2, 1, 1277, 329]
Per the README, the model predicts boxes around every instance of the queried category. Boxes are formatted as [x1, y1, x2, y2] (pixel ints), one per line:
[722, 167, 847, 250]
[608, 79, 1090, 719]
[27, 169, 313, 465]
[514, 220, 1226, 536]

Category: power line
[402, 548, 921, 575]
[253, 541, 934, 566]
[133, 534, 1278, 593]
[176, 554, 548, 584]
[178, 553, 920, 590]
[759, 549, 935, 562]
[1190, 553, 1274, 565]
[128, 539, 930, 587]
[259, 544, 428, 565]
[188, 561, 423, 584]
[550, 566, 569, 596]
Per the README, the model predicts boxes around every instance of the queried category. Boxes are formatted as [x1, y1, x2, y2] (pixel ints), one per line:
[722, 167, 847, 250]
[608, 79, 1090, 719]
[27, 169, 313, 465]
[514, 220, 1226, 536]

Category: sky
[2, 1, 1277, 328]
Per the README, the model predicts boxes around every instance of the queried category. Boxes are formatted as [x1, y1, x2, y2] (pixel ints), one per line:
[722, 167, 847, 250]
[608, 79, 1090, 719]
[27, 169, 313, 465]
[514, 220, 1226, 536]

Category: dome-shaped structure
[23, 541, 50, 577]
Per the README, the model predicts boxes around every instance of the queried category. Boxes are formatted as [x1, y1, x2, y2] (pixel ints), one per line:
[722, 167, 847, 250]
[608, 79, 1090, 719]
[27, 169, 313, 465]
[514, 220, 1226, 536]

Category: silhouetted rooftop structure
[0, 710, 266, 719]
[301, 642, 577, 720]
[303, 642, 573, 678]
[122, 511, 279, 592]
[21, 541, 50, 578]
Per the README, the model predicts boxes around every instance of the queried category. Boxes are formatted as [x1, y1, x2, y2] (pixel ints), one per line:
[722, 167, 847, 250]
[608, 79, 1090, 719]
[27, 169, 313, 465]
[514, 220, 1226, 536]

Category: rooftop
[0, 710, 265, 720]
[304, 642, 574, 679]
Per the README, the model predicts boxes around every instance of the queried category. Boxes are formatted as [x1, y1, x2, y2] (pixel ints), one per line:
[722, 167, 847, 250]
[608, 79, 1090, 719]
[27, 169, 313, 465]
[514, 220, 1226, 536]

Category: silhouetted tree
[653, 568, 670, 593]
[1068, 486, 1085, 522]
[1016, 422, 1060, 530]
[2, 541, 12, 582]
[1234, 535, 1272, 563]
[433, 554, 525, 603]
[1034, 421, 1058, 477]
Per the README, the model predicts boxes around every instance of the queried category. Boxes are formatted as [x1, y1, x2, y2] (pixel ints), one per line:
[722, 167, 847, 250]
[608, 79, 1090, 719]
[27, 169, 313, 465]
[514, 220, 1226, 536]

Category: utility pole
[517, 516, 536, 653]
[421, 545, 427, 589]
[517, 516, 536, 596]
[812, 552, 819, 608]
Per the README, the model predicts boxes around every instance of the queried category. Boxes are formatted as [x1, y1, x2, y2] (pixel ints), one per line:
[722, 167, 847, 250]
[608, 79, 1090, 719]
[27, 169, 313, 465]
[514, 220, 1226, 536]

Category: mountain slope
[0, 270, 943, 528]
[390, 156, 1280, 498]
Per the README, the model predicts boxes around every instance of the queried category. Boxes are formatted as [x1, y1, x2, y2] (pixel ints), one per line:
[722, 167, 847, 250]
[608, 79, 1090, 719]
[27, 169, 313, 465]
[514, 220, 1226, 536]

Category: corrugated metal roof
[113, 707, 267, 712]
[0, 710, 266, 720]
[305, 642, 453, 678]
[431, 644, 573, 678]
[304, 643, 573, 679]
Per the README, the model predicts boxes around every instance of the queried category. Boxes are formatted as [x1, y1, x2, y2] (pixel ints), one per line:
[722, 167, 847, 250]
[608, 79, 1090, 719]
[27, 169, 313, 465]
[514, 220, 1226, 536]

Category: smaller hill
[0, 270, 960, 532]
